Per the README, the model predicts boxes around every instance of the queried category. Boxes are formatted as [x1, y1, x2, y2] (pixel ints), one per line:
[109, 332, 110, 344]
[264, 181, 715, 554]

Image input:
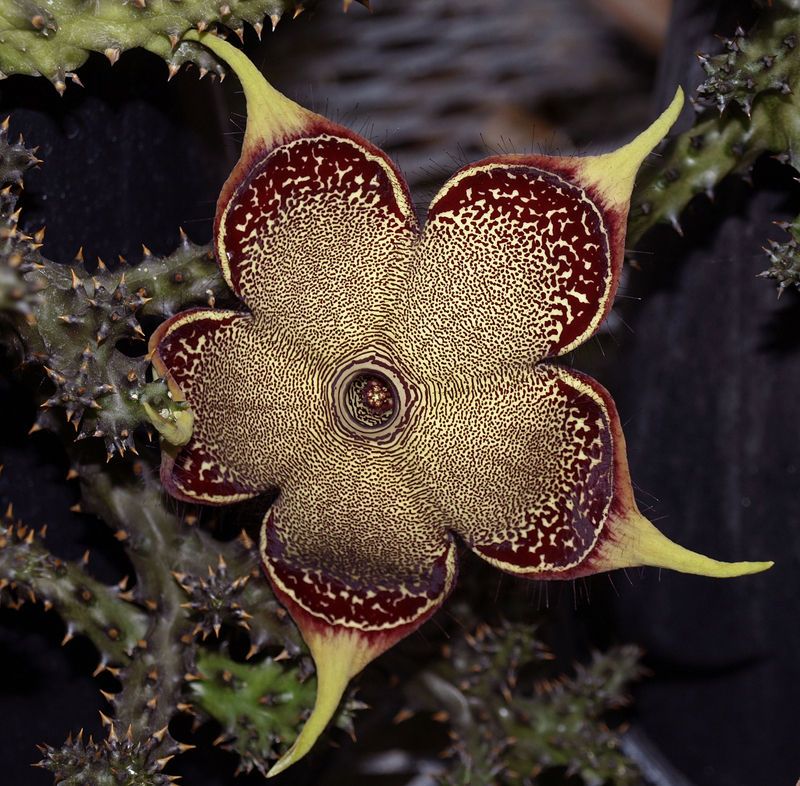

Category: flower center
[329, 350, 419, 446]
[345, 372, 397, 428]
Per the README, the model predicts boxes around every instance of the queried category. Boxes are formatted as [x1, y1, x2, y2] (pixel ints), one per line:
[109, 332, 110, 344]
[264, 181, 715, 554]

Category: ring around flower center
[329, 351, 418, 445]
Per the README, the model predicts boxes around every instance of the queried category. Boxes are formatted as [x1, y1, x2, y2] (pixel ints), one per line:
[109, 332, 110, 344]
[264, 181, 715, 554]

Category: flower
[148, 32, 772, 777]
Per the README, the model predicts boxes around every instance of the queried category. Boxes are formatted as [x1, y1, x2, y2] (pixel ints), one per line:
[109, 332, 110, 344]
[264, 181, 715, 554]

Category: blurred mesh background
[258, 0, 669, 205]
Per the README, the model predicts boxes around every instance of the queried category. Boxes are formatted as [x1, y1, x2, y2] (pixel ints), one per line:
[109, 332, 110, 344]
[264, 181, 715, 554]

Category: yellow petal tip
[658, 555, 774, 579]
[597, 512, 773, 578]
[266, 744, 300, 778]
[182, 30, 311, 153]
[580, 85, 684, 205]
[141, 399, 194, 447]
[266, 626, 379, 776]
[715, 559, 774, 577]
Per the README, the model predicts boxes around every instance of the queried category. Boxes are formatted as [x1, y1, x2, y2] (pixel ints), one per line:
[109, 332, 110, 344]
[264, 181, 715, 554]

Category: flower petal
[218, 131, 418, 358]
[158, 436, 260, 505]
[150, 308, 300, 504]
[415, 364, 771, 579]
[262, 493, 455, 631]
[399, 90, 683, 377]
[259, 471, 457, 773]
[186, 32, 419, 359]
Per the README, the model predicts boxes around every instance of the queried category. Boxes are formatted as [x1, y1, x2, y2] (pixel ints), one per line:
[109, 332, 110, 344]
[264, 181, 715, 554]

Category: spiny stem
[0, 507, 147, 664]
[629, 3, 800, 258]
[77, 461, 192, 744]
[0, 0, 293, 87]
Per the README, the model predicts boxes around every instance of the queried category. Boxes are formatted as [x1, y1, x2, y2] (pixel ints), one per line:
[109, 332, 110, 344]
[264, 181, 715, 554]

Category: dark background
[1, 0, 797, 784]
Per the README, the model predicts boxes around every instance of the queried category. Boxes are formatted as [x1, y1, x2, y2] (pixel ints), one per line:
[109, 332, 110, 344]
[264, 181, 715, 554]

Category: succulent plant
[629, 0, 800, 296]
[190, 650, 317, 776]
[760, 216, 800, 295]
[0, 119, 230, 458]
[0, 3, 786, 782]
[0, 0, 369, 90]
[419, 621, 644, 786]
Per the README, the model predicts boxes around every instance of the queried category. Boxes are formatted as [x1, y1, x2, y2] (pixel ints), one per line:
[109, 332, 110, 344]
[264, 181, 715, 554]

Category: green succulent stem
[629, 0, 800, 270]
[40, 448, 310, 777]
[23, 244, 228, 455]
[413, 620, 644, 786]
[0, 120, 229, 456]
[76, 460, 194, 743]
[0, 509, 147, 662]
[192, 651, 317, 775]
[760, 215, 800, 294]
[0, 0, 301, 88]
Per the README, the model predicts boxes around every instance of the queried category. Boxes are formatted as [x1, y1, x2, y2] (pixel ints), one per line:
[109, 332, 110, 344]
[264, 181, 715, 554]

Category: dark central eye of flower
[347, 373, 396, 427]
[329, 352, 418, 445]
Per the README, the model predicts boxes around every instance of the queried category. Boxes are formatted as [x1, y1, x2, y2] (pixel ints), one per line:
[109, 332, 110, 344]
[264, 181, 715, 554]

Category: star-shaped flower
[147, 33, 772, 777]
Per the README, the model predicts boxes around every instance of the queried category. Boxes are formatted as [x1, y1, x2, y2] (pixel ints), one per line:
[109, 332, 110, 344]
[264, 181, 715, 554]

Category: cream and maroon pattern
[153, 109, 649, 629]
[414, 364, 617, 578]
[151, 36, 773, 774]
[217, 131, 418, 362]
[400, 158, 626, 377]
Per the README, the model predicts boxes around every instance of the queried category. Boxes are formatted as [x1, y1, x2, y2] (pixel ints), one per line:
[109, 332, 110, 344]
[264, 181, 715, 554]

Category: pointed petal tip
[266, 743, 301, 778]
[598, 511, 772, 579]
[665, 85, 685, 124]
[621, 84, 684, 166]
[690, 558, 774, 578]
[266, 626, 378, 776]
[181, 30, 311, 154]
[264, 701, 328, 777]
[645, 547, 774, 578]
[580, 85, 684, 205]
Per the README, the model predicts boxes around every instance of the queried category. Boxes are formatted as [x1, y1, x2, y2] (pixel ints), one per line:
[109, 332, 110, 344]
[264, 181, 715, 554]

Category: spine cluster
[0, 119, 228, 458]
[420, 621, 643, 786]
[761, 216, 800, 294]
[0, 0, 371, 90]
[630, 0, 800, 295]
